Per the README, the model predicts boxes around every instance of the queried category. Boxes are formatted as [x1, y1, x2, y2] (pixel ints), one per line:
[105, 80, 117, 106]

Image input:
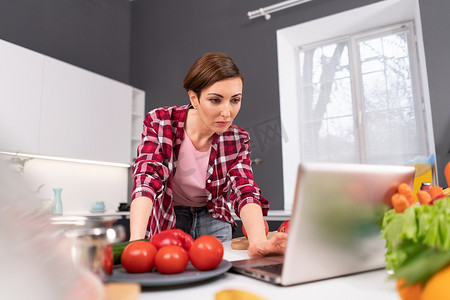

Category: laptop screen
[281, 163, 415, 285]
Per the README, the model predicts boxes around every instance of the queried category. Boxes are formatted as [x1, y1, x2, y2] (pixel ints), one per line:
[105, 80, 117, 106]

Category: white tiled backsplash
[3, 154, 129, 213]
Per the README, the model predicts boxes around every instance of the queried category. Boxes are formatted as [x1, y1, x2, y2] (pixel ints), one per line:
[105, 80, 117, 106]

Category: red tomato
[155, 245, 189, 274]
[102, 244, 113, 275]
[121, 241, 157, 273]
[242, 219, 269, 238]
[189, 235, 224, 271]
[150, 229, 194, 251]
[277, 220, 290, 233]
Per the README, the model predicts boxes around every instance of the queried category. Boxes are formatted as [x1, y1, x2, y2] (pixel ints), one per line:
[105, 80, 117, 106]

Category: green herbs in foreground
[381, 197, 450, 284]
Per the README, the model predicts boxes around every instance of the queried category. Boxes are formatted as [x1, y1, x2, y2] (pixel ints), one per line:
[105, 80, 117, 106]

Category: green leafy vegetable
[381, 196, 450, 284]
[392, 243, 450, 284]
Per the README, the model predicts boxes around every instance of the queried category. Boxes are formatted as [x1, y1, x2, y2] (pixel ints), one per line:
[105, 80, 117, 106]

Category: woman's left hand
[247, 232, 288, 258]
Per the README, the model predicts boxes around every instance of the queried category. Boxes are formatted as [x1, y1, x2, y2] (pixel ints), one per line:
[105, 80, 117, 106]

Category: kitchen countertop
[62, 210, 130, 217]
[63, 209, 291, 220]
[136, 241, 399, 300]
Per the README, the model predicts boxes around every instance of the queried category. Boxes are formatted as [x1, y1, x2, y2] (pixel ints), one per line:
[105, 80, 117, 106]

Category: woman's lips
[215, 121, 229, 127]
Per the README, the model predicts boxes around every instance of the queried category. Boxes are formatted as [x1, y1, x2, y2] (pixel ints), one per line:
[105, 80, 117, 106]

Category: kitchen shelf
[131, 88, 145, 161]
[132, 89, 145, 114]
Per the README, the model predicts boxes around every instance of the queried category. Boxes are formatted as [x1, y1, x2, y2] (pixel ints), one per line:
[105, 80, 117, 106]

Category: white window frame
[277, 0, 436, 211]
[297, 22, 427, 164]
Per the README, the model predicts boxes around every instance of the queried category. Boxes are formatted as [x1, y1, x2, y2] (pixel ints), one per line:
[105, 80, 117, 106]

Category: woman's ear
[188, 90, 199, 109]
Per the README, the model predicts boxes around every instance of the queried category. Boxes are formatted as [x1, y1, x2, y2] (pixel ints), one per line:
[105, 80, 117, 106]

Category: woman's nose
[220, 103, 231, 118]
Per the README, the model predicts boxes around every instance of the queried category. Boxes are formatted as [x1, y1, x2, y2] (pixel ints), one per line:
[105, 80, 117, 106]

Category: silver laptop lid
[281, 163, 415, 286]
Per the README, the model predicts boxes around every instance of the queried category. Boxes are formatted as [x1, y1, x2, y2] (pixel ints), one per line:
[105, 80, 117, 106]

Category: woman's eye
[209, 98, 220, 103]
[232, 98, 241, 103]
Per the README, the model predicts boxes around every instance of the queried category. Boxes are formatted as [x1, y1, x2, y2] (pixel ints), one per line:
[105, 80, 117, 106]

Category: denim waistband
[174, 205, 207, 213]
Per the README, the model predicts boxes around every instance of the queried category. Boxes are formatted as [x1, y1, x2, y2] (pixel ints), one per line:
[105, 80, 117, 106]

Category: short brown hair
[183, 52, 243, 98]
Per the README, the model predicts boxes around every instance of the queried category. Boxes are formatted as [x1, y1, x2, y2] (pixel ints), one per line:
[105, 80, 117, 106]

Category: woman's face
[189, 77, 242, 135]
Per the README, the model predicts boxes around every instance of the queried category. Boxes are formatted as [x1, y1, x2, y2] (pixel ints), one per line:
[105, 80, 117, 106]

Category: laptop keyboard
[253, 263, 283, 275]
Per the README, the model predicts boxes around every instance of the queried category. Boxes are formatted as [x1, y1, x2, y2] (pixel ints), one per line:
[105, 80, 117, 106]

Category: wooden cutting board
[231, 232, 276, 250]
[104, 282, 141, 300]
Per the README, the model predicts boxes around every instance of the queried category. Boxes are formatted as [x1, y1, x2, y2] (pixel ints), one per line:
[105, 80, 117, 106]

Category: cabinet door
[0, 40, 43, 154]
[39, 57, 132, 164]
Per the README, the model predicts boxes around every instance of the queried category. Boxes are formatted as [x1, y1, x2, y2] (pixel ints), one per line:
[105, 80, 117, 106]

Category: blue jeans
[174, 206, 232, 242]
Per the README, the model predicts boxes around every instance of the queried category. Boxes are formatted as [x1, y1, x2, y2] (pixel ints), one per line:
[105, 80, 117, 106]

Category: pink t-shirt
[172, 133, 211, 207]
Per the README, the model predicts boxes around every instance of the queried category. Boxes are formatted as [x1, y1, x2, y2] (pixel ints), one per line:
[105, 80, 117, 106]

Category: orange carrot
[391, 193, 410, 213]
[398, 183, 415, 205]
[429, 186, 444, 200]
[445, 162, 450, 188]
[417, 190, 432, 205]
[396, 278, 423, 300]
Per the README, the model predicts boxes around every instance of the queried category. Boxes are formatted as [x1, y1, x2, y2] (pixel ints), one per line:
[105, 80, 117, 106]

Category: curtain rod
[247, 0, 313, 20]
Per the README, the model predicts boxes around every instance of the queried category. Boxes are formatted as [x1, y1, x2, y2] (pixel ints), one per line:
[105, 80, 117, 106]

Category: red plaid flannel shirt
[131, 104, 269, 238]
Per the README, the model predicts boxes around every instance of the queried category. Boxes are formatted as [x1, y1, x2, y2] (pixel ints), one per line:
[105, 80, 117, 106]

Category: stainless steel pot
[50, 215, 126, 281]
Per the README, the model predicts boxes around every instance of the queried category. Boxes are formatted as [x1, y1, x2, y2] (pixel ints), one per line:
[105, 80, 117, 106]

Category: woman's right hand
[247, 232, 288, 258]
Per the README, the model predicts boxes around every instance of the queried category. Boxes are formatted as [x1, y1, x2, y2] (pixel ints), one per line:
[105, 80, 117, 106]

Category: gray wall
[418, 0, 450, 187]
[0, 0, 131, 84]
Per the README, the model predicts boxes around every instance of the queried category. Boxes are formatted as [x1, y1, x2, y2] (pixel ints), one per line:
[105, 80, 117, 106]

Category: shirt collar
[177, 103, 223, 145]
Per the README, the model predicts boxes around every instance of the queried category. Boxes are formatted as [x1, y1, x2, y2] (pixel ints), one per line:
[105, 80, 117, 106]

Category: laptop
[231, 162, 415, 286]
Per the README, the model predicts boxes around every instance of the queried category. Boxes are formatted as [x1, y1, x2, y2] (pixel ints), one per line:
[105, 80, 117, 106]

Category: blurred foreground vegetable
[416, 190, 431, 205]
[215, 289, 265, 300]
[382, 162, 450, 300]
[421, 264, 450, 300]
[381, 196, 450, 285]
[396, 278, 423, 300]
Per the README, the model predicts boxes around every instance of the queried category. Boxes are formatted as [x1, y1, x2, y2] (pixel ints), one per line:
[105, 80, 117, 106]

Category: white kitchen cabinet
[0, 39, 43, 154]
[0, 39, 144, 165]
[39, 57, 133, 164]
[131, 88, 145, 161]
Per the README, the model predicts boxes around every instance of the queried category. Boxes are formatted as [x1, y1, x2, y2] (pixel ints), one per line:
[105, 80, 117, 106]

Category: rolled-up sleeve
[227, 133, 269, 218]
[131, 112, 170, 203]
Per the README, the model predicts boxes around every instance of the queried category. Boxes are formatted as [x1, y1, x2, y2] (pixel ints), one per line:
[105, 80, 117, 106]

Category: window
[277, 0, 436, 210]
[298, 22, 428, 165]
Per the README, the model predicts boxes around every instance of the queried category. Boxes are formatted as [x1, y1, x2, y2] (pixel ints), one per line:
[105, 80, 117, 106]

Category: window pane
[386, 57, 413, 108]
[361, 59, 384, 73]
[299, 41, 359, 163]
[358, 26, 427, 165]
[383, 33, 408, 58]
[364, 107, 425, 165]
[302, 116, 359, 163]
[362, 71, 388, 111]
[359, 38, 383, 60]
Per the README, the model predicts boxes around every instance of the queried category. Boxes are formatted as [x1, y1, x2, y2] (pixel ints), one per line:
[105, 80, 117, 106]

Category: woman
[130, 52, 286, 257]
